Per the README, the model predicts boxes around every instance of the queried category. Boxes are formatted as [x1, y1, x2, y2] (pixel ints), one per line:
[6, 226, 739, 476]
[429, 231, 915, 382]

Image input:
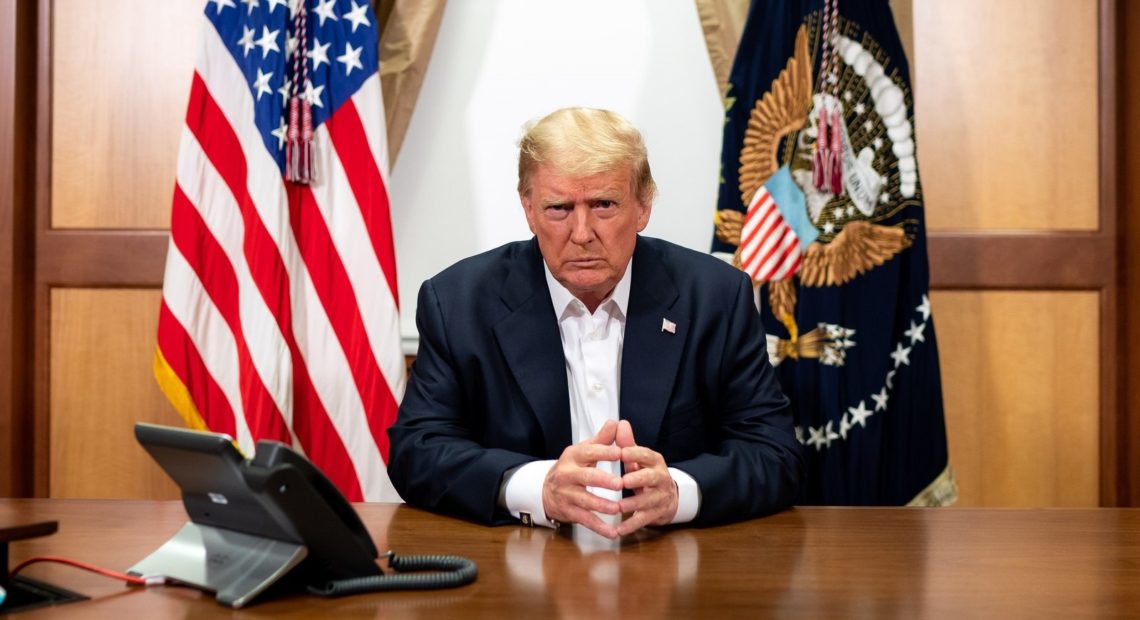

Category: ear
[520, 192, 538, 235]
[635, 199, 652, 233]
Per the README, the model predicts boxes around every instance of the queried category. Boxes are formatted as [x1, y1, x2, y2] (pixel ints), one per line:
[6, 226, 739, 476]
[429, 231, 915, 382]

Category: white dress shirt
[499, 259, 701, 528]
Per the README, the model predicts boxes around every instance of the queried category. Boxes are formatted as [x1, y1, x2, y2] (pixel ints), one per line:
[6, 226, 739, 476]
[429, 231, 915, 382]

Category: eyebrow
[538, 190, 623, 206]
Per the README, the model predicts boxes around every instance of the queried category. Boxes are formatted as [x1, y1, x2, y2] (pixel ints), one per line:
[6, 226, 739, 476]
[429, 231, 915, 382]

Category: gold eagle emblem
[737, 24, 813, 206]
[713, 21, 915, 361]
[766, 221, 912, 323]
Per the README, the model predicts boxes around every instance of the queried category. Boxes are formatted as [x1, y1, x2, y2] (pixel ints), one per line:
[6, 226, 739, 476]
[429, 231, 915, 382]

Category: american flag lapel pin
[661, 318, 676, 334]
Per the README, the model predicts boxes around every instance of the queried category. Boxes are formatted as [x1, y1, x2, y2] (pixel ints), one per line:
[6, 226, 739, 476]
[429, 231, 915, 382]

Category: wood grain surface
[933, 290, 1099, 507]
[2, 500, 1138, 618]
[49, 0, 199, 229]
[914, 0, 1099, 231]
[48, 289, 181, 499]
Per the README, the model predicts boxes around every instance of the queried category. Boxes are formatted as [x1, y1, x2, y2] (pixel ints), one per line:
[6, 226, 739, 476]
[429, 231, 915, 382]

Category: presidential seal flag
[713, 0, 956, 505]
[154, 0, 405, 502]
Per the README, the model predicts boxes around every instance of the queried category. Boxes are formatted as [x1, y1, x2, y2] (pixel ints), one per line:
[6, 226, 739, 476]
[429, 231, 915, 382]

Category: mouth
[566, 259, 604, 267]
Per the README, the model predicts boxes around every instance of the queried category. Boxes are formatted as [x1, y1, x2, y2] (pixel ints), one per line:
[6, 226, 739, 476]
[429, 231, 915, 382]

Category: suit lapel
[493, 240, 572, 456]
[620, 238, 686, 444]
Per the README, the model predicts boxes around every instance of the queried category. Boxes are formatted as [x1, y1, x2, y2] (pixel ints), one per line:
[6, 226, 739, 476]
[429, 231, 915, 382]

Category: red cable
[10, 556, 165, 587]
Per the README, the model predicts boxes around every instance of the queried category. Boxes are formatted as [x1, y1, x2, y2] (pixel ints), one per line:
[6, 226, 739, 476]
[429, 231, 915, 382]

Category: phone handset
[245, 440, 478, 595]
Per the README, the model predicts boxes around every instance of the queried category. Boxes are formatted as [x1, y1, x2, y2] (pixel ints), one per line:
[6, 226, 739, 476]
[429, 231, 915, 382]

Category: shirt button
[592, 383, 604, 392]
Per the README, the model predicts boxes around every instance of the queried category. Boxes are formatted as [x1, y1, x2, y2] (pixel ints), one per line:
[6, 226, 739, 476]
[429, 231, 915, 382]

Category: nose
[569, 205, 595, 245]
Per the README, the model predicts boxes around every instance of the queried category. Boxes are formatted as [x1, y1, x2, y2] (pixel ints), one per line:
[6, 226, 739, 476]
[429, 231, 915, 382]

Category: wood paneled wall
[2, 0, 1131, 505]
[917, 0, 1099, 231]
[1121, 0, 1140, 506]
[0, 0, 36, 498]
[49, 289, 180, 499]
[36, 1, 198, 497]
[934, 291, 1100, 506]
[895, 0, 1103, 507]
[50, 1, 198, 229]
[914, 0, 1111, 506]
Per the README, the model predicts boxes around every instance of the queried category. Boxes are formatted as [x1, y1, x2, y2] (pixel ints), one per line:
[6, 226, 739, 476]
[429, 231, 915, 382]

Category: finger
[544, 486, 622, 525]
[569, 442, 622, 465]
[589, 419, 619, 445]
[562, 488, 622, 515]
[615, 509, 658, 537]
[615, 419, 636, 449]
[619, 489, 668, 514]
[569, 467, 623, 492]
[565, 507, 619, 539]
[621, 445, 665, 469]
[547, 460, 623, 493]
[621, 467, 667, 492]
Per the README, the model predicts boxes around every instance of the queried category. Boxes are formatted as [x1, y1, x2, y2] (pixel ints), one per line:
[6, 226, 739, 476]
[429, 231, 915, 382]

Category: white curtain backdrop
[390, 0, 724, 350]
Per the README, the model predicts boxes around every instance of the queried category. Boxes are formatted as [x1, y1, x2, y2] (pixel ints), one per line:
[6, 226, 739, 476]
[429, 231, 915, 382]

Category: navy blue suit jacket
[387, 236, 803, 526]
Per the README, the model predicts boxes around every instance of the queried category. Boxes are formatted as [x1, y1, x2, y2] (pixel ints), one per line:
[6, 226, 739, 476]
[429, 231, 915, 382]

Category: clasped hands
[541, 419, 678, 539]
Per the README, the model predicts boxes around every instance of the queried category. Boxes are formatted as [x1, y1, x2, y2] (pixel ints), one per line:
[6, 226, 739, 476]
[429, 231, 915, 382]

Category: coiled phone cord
[308, 552, 477, 596]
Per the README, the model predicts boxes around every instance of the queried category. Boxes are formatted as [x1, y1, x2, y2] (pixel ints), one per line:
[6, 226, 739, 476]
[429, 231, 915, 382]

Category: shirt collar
[543, 258, 632, 320]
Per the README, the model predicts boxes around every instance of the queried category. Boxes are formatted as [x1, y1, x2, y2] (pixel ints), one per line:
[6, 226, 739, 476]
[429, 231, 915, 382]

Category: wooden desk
[1, 500, 1138, 617]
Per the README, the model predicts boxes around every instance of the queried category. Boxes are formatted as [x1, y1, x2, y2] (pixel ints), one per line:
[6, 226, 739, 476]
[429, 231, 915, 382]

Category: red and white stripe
[738, 185, 802, 283]
[156, 15, 405, 502]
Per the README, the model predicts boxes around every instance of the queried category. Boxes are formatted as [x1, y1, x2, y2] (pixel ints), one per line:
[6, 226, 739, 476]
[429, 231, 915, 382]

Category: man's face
[521, 164, 651, 310]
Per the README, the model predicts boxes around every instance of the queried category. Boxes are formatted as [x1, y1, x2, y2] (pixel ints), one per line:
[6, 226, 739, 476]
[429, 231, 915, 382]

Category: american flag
[739, 184, 802, 283]
[154, 0, 405, 502]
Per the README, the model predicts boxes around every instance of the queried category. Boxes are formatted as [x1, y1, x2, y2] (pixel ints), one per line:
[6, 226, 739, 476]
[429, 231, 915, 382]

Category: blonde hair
[517, 108, 657, 204]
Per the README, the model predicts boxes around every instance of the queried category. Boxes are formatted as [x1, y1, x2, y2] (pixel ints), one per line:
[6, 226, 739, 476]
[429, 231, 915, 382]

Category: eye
[594, 200, 616, 209]
[544, 204, 570, 219]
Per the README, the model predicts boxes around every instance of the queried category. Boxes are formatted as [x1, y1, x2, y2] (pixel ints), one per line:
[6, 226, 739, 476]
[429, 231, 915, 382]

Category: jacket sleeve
[386, 280, 534, 524]
[671, 272, 804, 526]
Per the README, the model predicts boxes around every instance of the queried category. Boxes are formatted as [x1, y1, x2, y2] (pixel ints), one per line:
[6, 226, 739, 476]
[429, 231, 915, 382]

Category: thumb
[590, 419, 619, 445]
[615, 419, 636, 449]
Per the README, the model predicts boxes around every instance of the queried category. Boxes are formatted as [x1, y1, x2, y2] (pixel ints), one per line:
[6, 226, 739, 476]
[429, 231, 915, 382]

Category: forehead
[530, 165, 635, 199]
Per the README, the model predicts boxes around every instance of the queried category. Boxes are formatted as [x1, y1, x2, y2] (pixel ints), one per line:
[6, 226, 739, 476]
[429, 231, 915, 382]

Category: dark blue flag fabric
[712, 0, 956, 505]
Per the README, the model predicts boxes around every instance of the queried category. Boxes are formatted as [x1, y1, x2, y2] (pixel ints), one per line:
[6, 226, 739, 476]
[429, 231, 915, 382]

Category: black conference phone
[129, 423, 475, 608]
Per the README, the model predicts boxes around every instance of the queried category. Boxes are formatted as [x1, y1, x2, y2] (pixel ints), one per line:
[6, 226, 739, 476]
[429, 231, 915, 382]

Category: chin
[567, 280, 613, 298]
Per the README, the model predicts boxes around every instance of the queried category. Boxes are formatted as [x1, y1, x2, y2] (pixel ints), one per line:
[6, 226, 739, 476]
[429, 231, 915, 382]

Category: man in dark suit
[388, 108, 802, 539]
